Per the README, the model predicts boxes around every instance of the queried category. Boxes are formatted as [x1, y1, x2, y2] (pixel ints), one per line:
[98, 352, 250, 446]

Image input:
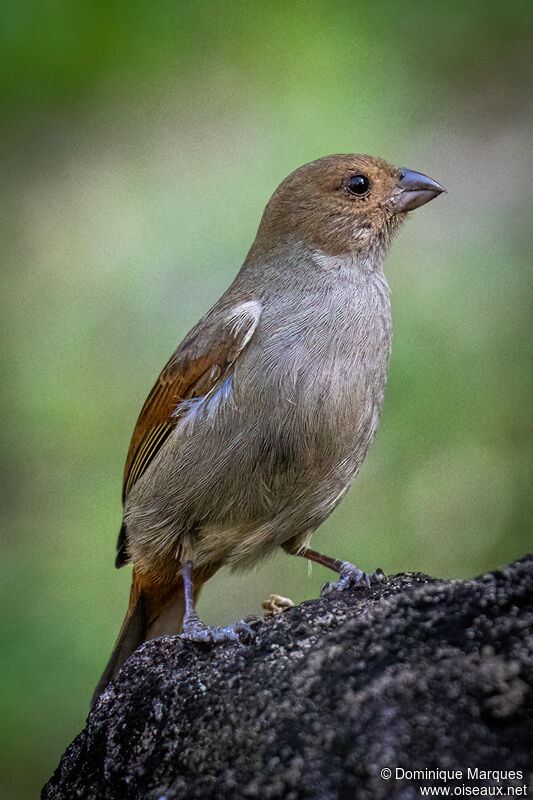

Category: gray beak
[389, 168, 446, 213]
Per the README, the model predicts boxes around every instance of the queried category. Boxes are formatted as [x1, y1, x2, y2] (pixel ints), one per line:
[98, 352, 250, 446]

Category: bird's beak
[388, 168, 446, 213]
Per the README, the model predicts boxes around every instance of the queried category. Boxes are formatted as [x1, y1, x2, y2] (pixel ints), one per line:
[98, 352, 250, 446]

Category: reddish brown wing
[122, 301, 262, 503]
[122, 351, 221, 502]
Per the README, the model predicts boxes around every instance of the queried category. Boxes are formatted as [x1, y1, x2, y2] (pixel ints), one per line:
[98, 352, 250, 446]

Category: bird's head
[253, 154, 445, 261]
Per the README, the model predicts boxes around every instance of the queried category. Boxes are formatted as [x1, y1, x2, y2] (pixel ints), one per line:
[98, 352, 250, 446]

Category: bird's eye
[345, 174, 370, 196]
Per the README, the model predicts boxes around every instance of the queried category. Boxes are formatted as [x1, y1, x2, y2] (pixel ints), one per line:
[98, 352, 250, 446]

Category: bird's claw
[233, 615, 262, 641]
[320, 563, 387, 596]
[181, 613, 260, 645]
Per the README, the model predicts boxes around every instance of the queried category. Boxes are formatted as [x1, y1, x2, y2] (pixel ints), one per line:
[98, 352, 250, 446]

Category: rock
[43, 555, 533, 799]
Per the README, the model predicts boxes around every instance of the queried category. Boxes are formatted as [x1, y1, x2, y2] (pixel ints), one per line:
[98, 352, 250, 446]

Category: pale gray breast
[239, 253, 392, 462]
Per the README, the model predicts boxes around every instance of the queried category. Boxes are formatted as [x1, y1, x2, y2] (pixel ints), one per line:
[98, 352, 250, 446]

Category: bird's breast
[237, 266, 392, 460]
[254, 268, 390, 393]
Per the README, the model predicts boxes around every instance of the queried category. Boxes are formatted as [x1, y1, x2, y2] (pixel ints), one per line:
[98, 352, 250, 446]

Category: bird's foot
[320, 562, 386, 596]
[262, 593, 295, 618]
[181, 612, 261, 645]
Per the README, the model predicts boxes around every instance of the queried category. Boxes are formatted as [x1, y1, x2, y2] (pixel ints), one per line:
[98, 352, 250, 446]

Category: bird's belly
[192, 388, 383, 571]
[126, 380, 381, 578]
[187, 359, 386, 568]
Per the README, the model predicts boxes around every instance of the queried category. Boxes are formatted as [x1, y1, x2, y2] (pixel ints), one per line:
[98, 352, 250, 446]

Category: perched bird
[92, 154, 444, 707]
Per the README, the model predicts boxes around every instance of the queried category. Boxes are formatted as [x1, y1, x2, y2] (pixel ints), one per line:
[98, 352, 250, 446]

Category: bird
[92, 154, 444, 708]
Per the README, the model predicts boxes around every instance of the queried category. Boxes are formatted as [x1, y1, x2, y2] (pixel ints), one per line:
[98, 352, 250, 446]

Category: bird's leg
[180, 561, 259, 644]
[285, 546, 386, 596]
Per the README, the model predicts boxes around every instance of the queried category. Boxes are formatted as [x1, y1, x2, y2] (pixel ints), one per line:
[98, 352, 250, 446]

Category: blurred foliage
[1, 1, 532, 797]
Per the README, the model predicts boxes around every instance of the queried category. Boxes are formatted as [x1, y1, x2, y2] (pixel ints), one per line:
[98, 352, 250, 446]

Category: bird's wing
[122, 300, 262, 503]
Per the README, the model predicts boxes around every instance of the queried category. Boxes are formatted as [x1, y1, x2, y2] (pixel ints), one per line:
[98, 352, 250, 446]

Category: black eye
[345, 174, 370, 196]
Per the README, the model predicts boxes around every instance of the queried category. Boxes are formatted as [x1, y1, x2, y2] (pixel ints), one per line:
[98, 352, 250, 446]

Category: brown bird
[92, 154, 444, 708]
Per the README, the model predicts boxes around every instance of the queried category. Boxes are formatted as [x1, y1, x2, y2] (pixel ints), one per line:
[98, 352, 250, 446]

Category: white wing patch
[174, 300, 262, 433]
[226, 300, 262, 345]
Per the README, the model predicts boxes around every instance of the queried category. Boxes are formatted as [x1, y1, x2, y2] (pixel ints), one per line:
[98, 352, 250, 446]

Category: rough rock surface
[43, 555, 533, 799]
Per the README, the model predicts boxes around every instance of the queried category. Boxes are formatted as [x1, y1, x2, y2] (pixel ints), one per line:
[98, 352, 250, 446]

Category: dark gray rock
[43, 555, 533, 799]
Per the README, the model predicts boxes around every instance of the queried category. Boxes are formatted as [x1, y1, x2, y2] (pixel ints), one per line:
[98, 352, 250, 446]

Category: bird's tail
[91, 569, 186, 709]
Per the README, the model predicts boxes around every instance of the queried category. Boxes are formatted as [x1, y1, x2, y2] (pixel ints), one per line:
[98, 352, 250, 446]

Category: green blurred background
[2, 1, 532, 796]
